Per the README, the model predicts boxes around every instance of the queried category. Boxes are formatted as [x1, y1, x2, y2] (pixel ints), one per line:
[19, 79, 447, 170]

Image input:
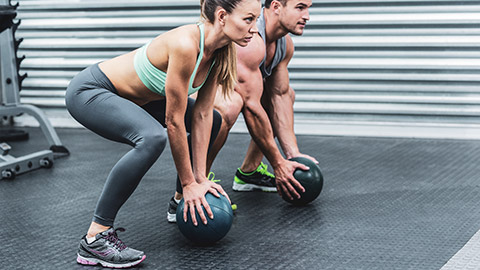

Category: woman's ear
[216, 8, 227, 26]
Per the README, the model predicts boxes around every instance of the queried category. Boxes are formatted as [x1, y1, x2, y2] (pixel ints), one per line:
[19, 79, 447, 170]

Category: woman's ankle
[87, 222, 110, 238]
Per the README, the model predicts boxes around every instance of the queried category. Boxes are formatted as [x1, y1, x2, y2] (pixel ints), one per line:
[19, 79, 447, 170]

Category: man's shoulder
[237, 34, 266, 69]
[284, 34, 294, 57]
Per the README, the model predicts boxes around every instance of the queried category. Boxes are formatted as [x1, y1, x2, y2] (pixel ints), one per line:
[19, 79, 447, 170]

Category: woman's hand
[181, 180, 230, 226]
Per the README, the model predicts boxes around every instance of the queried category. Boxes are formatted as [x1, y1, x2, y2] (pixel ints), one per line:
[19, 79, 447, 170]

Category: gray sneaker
[167, 197, 178, 223]
[76, 227, 146, 268]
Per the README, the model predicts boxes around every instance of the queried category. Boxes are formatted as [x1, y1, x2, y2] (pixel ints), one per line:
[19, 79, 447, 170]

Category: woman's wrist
[181, 178, 196, 188]
[194, 173, 207, 183]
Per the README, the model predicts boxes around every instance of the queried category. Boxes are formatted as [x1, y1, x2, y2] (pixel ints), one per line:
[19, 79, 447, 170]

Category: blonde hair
[199, 0, 242, 97]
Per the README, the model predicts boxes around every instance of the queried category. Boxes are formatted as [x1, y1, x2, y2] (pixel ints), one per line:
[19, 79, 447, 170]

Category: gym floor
[1, 127, 480, 270]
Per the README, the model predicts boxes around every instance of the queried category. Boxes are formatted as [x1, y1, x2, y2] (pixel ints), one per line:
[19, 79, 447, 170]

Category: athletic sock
[86, 235, 96, 244]
[174, 197, 181, 204]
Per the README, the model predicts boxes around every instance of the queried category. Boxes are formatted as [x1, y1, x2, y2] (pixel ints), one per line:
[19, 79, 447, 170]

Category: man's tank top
[256, 8, 287, 79]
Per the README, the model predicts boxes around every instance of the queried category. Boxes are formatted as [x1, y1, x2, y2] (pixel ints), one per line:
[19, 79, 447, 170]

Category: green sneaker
[208, 172, 237, 211]
[233, 162, 276, 192]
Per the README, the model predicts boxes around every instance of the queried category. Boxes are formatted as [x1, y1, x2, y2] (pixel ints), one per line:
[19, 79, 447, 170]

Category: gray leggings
[65, 63, 221, 227]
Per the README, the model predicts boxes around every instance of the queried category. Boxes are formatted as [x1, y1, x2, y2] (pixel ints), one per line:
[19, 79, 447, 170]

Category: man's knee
[211, 109, 223, 140]
[215, 91, 243, 130]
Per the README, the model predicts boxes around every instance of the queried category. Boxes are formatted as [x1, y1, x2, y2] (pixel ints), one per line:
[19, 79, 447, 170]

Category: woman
[65, 0, 260, 268]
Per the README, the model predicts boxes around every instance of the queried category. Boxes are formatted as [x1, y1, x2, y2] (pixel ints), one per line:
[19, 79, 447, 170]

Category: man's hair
[264, 0, 287, 8]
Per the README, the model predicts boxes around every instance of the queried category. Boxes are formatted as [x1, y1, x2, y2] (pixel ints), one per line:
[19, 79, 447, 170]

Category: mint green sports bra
[134, 23, 215, 96]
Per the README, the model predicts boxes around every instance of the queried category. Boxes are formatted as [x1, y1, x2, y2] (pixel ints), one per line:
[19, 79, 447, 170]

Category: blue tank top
[257, 8, 288, 79]
[133, 23, 215, 96]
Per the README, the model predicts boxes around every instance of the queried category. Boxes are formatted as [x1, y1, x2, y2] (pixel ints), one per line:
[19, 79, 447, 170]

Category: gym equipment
[0, 0, 69, 180]
[0, 3, 14, 33]
[281, 157, 323, 205]
[176, 193, 233, 244]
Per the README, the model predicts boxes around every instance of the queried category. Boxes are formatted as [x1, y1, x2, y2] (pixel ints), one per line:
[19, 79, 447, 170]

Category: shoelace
[258, 162, 275, 178]
[207, 172, 221, 183]
[104, 228, 127, 251]
[207, 172, 237, 210]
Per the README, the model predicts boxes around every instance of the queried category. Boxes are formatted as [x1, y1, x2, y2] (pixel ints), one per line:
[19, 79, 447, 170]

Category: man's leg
[206, 89, 244, 172]
[240, 140, 264, 172]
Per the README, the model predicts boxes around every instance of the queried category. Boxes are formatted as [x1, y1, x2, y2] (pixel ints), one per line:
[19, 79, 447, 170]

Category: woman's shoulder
[161, 24, 200, 53]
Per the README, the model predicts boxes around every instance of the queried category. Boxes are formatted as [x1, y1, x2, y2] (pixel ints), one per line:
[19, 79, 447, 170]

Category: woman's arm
[190, 66, 230, 218]
[191, 73, 217, 182]
[164, 38, 197, 189]
[164, 36, 216, 226]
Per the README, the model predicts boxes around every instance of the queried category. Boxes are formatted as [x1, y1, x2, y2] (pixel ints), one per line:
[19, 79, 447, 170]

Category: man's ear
[271, 0, 282, 15]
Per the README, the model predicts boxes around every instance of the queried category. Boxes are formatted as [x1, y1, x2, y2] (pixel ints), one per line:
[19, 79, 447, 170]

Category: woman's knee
[137, 129, 167, 154]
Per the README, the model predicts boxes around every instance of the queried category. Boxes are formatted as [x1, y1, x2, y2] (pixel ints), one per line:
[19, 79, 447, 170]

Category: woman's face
[222, 0, 261, 47]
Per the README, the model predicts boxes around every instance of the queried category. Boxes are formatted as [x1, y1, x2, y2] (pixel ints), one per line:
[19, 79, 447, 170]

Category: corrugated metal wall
[14, 0, 480, 139]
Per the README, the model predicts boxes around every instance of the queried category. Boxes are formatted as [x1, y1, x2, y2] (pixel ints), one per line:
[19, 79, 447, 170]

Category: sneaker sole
[77, 254, 146, 268]
[232, 180, 277, 192]
[167, 212, 177, 223]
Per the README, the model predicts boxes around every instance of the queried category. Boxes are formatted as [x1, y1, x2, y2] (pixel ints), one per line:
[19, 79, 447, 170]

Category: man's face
[278, 0, 312, 36]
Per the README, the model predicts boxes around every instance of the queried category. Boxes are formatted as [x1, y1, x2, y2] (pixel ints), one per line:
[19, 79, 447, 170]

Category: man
[167, 0, 316, 222]
[212, 0, 317, 191]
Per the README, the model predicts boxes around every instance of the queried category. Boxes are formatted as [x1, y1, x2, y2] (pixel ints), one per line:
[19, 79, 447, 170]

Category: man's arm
[235, 39, 307, 199]
[264, 35, 318, 163]
[236, 47, 283, 168]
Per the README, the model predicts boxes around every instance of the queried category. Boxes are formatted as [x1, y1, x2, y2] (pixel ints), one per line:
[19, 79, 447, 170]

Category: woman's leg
[66, 65, 167, 229]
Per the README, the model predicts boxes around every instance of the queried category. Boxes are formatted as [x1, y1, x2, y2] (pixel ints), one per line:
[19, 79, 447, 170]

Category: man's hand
[290, 153, 319, 164]
[273, 160, 309, 200]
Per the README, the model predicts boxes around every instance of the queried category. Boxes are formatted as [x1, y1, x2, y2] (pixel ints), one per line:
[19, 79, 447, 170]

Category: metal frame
[0, 3, 68, 179]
